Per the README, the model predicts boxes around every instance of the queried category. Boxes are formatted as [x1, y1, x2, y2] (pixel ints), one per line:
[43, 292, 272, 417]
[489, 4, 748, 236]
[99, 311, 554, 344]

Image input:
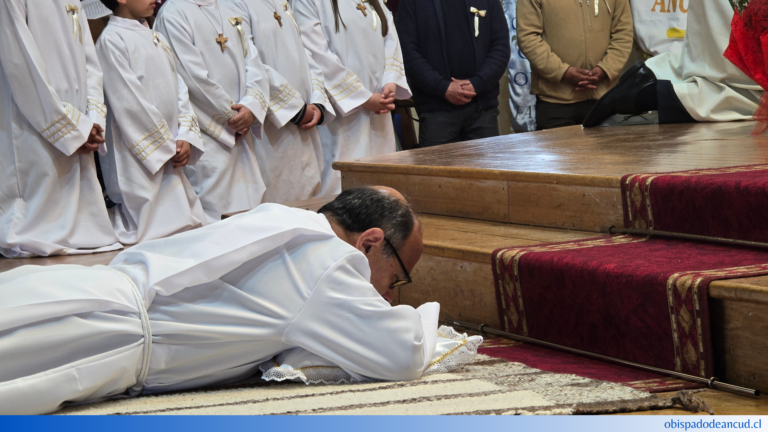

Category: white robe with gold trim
[234, 0, 334, 203]
[97, 17, 208, 244]
[292, 0, 411, 196]
[155, 0, 272, 222]
[0, 0, 121, 257]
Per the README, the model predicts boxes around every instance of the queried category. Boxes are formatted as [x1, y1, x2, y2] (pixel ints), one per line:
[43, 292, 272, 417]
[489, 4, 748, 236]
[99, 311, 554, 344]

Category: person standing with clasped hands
[516, 0, 633, 130]
[397, 0, 510, 147]
[292, 0, 412, 196]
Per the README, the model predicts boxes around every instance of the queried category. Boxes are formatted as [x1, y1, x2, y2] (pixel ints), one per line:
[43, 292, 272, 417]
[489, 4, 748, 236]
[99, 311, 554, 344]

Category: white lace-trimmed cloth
[259, 326, 484, 385]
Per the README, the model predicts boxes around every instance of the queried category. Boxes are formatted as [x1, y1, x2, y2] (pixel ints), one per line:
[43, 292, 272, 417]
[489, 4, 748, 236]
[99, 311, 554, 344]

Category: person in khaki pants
[517, 0, 633, 130]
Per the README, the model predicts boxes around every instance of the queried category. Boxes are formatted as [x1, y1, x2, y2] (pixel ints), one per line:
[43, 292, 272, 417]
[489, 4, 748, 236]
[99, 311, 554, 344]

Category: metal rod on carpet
[444, 319, 760, 398]
[607, 226, 768, 251]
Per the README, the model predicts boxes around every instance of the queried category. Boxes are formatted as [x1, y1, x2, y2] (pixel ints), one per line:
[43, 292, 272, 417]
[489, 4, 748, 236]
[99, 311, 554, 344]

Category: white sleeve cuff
[240, 89, 269, 126]
[141, 139, 177, 175]
[382, 73, 412, 100]
[87, 98, 108, 130]
[268, 83, 305, 128]
[47, 104, 92, 156]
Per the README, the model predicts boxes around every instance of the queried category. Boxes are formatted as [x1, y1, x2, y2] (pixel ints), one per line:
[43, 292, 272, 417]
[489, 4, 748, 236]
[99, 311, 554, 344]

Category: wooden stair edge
[335, 161, 622, 188]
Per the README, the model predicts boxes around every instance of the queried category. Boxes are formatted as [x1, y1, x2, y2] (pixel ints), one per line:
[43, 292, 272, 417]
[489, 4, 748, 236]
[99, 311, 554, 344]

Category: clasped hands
[445, 78, 476, 105]
[363, 83, 397, 114]
[230, 102, 323, 136]
[561, 66, 606, 91]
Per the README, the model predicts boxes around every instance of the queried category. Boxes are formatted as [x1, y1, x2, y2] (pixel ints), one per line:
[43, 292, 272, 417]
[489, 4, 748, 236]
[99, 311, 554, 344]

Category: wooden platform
[336, 122, 768, 231]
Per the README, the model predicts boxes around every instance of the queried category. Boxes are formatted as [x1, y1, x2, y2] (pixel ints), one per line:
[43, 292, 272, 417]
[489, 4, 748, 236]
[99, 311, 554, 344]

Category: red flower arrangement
[724, 0, 768, 133]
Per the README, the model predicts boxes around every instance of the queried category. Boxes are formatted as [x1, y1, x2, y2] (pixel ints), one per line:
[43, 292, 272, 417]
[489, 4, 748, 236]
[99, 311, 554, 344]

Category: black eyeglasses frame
[384, 238, 412, 288]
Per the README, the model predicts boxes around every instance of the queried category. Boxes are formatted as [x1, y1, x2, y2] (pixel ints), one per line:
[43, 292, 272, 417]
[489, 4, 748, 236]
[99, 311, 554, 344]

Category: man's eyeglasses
[385, 238, 412, 288]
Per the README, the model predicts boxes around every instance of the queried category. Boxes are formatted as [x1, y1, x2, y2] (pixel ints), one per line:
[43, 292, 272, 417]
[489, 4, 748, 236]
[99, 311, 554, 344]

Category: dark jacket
[396, 0, 511, 113]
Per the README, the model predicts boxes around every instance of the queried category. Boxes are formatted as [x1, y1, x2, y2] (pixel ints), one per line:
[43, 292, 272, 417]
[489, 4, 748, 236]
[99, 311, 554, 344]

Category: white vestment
[0, 0, 121, 258]
[292, 0, 411, 196]
[234, 0, 335, 203]
[0, 204, 439, 415]
[155, 0, 272, 222]
[97, 17, 208, 244]
[645, 0, 763, 122]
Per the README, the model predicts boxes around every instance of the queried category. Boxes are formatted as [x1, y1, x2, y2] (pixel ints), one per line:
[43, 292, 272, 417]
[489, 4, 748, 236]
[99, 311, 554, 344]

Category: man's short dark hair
[318, 187, 417, 256]
[100, 0, 120, 11]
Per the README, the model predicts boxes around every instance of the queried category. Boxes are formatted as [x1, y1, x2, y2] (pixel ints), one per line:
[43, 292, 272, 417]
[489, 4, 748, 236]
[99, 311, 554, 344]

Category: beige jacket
[517, 0, 633, 104]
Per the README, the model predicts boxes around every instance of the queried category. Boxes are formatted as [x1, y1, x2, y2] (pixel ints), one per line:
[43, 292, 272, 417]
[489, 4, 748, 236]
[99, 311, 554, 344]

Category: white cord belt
[119, 273, 153, 397]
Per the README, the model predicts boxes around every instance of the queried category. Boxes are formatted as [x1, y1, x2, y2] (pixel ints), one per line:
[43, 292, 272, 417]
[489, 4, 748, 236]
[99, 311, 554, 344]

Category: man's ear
[355, 228, 386, 254]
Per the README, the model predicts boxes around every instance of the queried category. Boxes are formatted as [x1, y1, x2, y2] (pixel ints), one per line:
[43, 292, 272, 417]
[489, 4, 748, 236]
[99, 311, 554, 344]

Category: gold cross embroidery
[274, 11, 283, 27]
[216, 33, 228, 52]
[356, 3, 368, 16]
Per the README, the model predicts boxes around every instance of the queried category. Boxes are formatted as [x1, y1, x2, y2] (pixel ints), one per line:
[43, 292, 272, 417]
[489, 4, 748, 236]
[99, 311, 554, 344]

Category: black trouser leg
[461, 106, 500, 141]
[535, 98, 597, 130]
[656, 80, 696, 124]
[417, 108, 465, 148]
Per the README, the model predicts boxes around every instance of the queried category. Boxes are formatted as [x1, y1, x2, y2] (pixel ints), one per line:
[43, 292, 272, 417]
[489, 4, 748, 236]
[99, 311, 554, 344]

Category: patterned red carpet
[622, 164, 768, 241]
[492, 235, 768, 378]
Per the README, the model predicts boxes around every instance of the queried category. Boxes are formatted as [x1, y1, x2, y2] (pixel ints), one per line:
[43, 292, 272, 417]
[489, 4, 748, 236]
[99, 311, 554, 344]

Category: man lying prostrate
[0, 187, 443, 415]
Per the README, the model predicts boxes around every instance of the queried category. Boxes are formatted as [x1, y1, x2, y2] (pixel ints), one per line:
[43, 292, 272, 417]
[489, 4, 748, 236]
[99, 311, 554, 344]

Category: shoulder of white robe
[109, 204, 339, 300]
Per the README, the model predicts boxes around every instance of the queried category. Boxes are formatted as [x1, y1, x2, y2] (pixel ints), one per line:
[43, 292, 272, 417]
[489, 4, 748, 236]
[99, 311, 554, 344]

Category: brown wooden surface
[337, 122, 768, 230]
[404, 254, 500, 327]
[335, 122, 768, 188]
[343, 172, 510, 222]
[507, 182, 623, 231]
[711, 299, 768, 392]
[421, 213, 597, 262]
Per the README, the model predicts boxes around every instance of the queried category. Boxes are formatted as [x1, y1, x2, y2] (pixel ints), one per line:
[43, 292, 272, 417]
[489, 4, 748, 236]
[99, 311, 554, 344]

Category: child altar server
[0, 0, 121, 257]
[227, 0, 335, 203]
[97, 0, 208, 244]
[155, 0, 272, 222]
[292, 0, 411, 196]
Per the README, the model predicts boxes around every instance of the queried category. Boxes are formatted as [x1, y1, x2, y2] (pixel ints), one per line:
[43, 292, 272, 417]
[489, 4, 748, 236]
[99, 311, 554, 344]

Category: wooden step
[405, 213, 768, 392]
[336, 122, 768, 232]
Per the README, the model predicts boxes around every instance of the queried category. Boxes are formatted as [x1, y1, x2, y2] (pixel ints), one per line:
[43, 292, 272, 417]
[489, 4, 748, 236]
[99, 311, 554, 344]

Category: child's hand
[229, 104, 255, 135]
[363, 93, 394, 114]
[173, 140, 191, 168]
[76, 124, 105, 154]
[299, 104, 322, 130]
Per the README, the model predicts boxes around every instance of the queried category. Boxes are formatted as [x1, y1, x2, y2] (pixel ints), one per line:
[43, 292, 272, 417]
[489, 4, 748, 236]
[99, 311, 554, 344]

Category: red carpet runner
[622, 164, 768, 241]
[478, 337, 702, 393]
[492, 235, 768, 378]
